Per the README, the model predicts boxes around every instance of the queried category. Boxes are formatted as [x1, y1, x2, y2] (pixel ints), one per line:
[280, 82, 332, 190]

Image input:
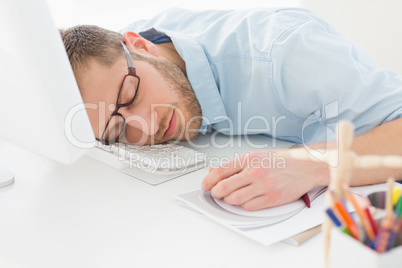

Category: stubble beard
[137, 54, 203, 143]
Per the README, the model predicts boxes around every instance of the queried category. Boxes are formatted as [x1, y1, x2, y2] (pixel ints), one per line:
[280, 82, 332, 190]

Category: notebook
[176, 187, 327, 246]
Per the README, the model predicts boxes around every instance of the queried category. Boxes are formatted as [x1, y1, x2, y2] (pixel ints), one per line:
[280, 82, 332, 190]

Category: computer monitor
[0, 0, 95, 187]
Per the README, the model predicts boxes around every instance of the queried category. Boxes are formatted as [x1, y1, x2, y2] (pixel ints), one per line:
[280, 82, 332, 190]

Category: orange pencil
[342, 184, 375, 241]
[331, 191, 360, 240]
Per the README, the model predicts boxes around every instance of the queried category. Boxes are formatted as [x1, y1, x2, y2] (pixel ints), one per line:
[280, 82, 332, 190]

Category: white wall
[47, 0, 301, 30]
[302, 0, 402, 74]
[47, 0, 401, 74]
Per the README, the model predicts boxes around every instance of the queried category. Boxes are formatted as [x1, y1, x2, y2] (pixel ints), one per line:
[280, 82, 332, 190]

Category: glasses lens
[103, 115, 125, 144]
[118, 75, 139, 106]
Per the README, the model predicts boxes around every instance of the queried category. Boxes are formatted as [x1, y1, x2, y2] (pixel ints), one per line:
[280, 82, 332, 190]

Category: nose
[123, 108, 160, 136]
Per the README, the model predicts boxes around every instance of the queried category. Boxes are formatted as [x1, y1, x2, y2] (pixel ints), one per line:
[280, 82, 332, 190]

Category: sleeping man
[60, 7, 402, 210]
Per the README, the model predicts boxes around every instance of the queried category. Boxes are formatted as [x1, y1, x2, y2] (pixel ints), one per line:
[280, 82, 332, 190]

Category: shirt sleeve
[270, 13, 402, 136]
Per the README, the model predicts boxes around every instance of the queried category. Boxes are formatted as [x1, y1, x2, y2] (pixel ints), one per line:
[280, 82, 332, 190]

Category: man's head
[60, 25, 202, 145]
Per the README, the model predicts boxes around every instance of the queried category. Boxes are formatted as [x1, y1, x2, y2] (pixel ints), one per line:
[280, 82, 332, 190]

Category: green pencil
[395, 196, 402, 218]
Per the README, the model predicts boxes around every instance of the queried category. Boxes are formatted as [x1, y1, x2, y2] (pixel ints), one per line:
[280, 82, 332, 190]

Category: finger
[241, 193, 293, 211]
[241, 195, 273, 211]
[211, 173, 251, 200]
[201, 154, 248, 191]
[219, 179, 262, 205]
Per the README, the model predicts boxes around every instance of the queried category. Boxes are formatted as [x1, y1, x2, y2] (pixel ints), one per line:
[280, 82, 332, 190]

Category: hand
[201, 149, 329, 211]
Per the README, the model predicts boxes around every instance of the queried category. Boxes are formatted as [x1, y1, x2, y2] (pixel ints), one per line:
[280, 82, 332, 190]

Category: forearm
[307, 118, 402, 186]
[349, 118, 402, 185]
[202, 119, 402, 210]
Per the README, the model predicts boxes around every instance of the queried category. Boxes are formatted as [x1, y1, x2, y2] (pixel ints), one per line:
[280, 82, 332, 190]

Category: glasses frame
[98, 42, 141, 145]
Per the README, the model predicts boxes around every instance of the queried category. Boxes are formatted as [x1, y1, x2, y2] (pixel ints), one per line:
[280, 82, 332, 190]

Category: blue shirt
[120, 7, 402, 144]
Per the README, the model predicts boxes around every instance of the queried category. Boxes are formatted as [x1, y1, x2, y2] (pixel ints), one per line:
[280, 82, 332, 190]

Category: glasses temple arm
[121, 42, 136, 69]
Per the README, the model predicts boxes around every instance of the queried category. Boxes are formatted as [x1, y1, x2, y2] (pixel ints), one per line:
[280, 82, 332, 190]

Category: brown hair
[59, 25, 123, 87]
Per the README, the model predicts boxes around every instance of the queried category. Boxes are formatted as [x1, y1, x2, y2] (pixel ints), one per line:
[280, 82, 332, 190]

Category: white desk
[0, 134, 325, 268]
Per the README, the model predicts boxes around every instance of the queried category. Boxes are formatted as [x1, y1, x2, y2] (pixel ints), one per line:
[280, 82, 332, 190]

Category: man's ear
[122, 31, 159, 57]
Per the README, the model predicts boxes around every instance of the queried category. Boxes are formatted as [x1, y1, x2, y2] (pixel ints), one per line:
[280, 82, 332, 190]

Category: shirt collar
[156, 27, 227, 134]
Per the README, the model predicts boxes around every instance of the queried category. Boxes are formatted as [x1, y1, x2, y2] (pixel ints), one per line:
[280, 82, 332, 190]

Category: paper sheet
[176, 189, 326, 246]
[175, 183, 393, 247]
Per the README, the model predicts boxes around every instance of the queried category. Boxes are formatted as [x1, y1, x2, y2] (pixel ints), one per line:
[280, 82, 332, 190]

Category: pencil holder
[368, 191, 387, 210]
[367, 191, 390, 219]
[330, 227, 402, 268]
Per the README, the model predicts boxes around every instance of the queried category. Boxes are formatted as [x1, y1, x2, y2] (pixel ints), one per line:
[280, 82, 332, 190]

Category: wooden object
[284, 120, 402, 267]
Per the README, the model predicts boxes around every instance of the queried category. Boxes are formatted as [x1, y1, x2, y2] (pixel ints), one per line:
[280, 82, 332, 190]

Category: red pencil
[363, 196, 378, 235]
[302, 193, 311, 208]
[342, 184, 375, 241]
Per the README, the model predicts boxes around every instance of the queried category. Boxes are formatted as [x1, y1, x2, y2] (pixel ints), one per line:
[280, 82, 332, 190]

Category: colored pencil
[363, 196, 379, 235]
[302, 193, 310, 208]
[392, 187, 401, 207]
[331, 191, 360, 240]
[342, 184, 375, 241]
[325, 208, 352, 237]
[374, 214, 396, 253]
[395, 196, 402, 218]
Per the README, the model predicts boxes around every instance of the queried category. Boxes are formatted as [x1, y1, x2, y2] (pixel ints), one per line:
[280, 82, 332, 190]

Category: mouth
[163, 110, 177, 138]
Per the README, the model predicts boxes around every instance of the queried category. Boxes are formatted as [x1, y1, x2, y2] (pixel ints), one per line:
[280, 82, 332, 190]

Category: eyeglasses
[98, 42, 141, 145]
